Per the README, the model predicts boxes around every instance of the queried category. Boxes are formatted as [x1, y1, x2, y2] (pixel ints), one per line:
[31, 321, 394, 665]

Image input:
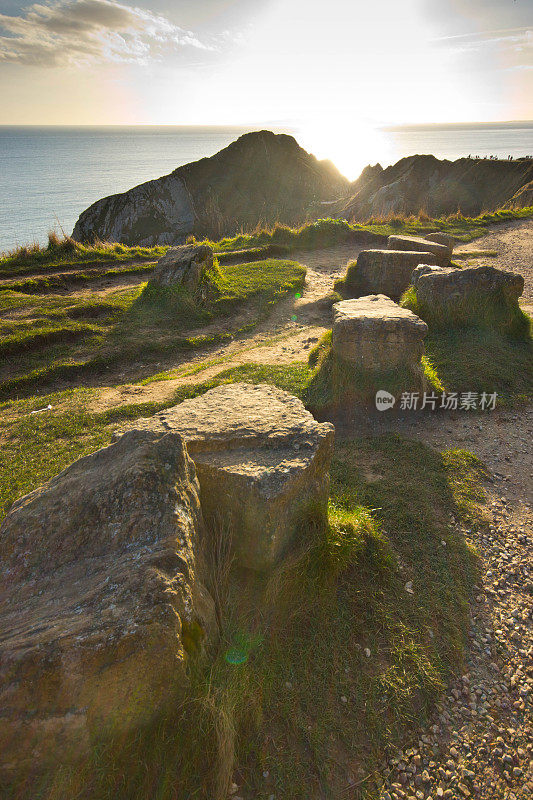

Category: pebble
[378, 463, 533, 800]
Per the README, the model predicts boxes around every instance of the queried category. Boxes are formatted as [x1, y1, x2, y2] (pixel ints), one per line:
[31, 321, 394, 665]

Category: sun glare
[297, 117, 393, 180]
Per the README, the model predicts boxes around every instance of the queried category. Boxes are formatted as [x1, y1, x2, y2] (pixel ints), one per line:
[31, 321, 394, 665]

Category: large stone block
[332, 295, 428, 395]
[118, 384, 335, 571]
[150, 243, 214, 292]
[423, 231, 456, 251]
[410, 264, 525, 333]
[0, 430, 216, 776]
[387, 235, 451, 264]
[339, 249, 438, 301]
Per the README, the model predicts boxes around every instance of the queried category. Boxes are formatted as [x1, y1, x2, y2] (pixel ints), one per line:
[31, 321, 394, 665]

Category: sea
[1, 122, 532, 253]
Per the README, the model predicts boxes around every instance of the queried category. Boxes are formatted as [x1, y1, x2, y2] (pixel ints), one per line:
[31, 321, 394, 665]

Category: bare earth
[35, 222, 533, 796]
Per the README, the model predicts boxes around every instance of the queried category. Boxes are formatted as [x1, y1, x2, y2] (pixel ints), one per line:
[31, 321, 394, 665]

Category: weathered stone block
[423, 231, 456, 251]
[410, 264, 525, 334]
[118, 384, 335, 571]
[388, 234, 451, 264]
[0, 430, 216, 775]
[150, 243, 214, 292]
[339, 249, 438, 301]
[332, 295, 428, 395]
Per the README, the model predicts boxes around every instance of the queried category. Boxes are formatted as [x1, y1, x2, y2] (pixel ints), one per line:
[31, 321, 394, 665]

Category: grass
[424, 328, 533, 403]
[2, 207, 531, 280]
[0, 232, 164, 278]
[0, 259, 305, 400]
[452, 249, 498, 259]
[1, 261, 157, 294]
[207, 206, 533, 253]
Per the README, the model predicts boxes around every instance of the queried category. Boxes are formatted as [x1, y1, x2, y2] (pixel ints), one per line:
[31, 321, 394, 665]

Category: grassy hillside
[0, 258, 305, 401]
[2, 207, 532, 277]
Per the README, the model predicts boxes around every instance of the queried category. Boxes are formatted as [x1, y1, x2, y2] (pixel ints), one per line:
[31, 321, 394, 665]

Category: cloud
[0, 0, 214, 66]
[433, 25, 532, 72]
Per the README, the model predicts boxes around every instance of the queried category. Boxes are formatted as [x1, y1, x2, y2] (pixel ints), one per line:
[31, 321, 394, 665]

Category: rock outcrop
[118, 384, 335, 570]
[336, 249, 439, 301]
[72, 131, 349, 246]
[410, 264, 526, 335]
[0, 430, 216, 775]
[332, 296, 428, 392]
[387, 234, 451, 265]
[336, 154, 533, 219]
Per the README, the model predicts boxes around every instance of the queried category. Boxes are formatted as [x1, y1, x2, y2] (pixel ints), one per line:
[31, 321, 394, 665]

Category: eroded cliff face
[337, 155, 533, 219]
[72, 130, 349, 246]
[71, 133, 533, 247]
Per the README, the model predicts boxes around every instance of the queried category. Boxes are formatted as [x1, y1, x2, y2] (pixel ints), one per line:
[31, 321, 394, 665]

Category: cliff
[337, 154, 533, 219]
[72, 132, 533, 247]
[72, 131, 349, 246]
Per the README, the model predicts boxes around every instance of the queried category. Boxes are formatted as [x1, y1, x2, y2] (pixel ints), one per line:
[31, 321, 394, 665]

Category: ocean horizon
[1, 121, 532, 253]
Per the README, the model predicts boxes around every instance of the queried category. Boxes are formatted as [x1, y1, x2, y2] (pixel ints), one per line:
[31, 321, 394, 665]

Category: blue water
[1, 123, 532, 253]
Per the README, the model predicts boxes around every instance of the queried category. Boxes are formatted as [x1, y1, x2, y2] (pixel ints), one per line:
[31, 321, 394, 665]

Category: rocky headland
[72, 131, 533, 247]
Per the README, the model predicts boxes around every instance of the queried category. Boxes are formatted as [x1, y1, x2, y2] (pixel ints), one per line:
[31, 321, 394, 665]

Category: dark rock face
[71, 133, 532, 247]
[72, 131, 349, 246]
[508, 179, 533, 208]
[337, 154, 533, 219]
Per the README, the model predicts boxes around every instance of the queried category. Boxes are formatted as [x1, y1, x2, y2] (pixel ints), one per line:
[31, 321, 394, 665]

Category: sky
[0, 0, 531, 133]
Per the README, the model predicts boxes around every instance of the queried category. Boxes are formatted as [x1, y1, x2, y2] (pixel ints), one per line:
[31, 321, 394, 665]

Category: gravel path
[371, 407, 533, 800]
[456, 219, 533, 314]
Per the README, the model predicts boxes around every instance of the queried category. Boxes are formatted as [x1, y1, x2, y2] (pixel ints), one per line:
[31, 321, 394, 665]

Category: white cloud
[0, 0, 214, 67]
[433, 25, 532, 74]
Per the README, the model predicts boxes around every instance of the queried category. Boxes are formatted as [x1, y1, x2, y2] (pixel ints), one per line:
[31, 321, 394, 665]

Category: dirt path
[88, 221, 533, 412]
[455, 218, 533, 314]
[88, 242, 360, 410]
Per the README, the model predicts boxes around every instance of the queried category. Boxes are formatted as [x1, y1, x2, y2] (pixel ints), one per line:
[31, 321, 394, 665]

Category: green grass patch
[424, 328, 533, 403]
[0, 232, 164, 278]
[453, 250, 498, 259]
[0, 396, 110, 520]
[206, 207, 533, 254]
[0, 260, 306, 400]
